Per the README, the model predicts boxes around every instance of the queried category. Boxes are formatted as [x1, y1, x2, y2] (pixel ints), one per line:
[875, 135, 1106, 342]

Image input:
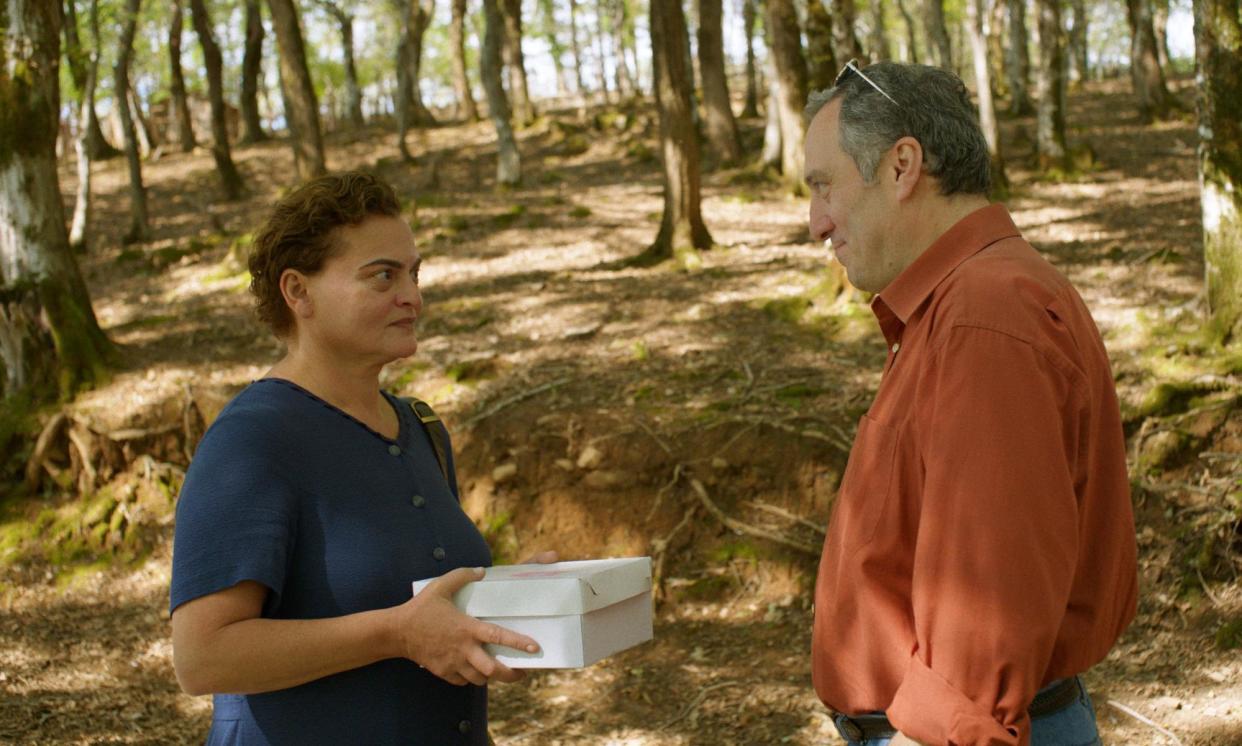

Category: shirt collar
[873, 203, 1021, 330]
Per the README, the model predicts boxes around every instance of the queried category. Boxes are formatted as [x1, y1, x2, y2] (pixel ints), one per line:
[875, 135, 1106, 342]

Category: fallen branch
[660, 680, 742, 730]
[689, 478, 820, 556]
[463, 378, 571, 428]
[25, 412, 68, 491]
[635, 417, 673, 456]
[651, 503, 699, 603]
[1106, 700, 1184, 745]
[646, 463, 684, 524]
[744, 500, 826, 537]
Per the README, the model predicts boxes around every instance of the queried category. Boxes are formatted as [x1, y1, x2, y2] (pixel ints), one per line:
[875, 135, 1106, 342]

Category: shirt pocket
[834, 414, 900, 557]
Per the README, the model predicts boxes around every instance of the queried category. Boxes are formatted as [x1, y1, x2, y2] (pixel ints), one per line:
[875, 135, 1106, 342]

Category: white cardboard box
[410, 557, 653, 668]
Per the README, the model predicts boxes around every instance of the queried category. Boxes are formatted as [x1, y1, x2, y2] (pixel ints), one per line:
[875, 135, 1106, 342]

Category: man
[804, 62, 1137, 746]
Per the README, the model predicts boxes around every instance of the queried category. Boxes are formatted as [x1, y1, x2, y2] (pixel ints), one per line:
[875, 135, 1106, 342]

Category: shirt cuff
[887, 654, 1023, 746]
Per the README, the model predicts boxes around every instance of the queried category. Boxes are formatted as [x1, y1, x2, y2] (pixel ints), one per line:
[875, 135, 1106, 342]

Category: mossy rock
[1136, 380, 1222, 419]
[1136, 429, 1193, 474]
[761, 296, 812, 324]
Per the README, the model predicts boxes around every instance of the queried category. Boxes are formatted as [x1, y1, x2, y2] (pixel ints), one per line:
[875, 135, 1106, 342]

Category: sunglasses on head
[834, 59, 899, 106]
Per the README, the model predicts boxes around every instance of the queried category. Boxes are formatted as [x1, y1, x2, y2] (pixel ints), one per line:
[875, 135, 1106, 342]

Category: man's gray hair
[804, 63, 991, 196]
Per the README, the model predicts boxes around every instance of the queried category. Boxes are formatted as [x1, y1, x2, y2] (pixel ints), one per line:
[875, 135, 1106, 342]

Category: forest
[0, 0, 1239, 742]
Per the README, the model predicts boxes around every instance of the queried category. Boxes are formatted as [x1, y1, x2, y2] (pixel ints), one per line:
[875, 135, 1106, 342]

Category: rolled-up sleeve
[886, 325, 1083, 746]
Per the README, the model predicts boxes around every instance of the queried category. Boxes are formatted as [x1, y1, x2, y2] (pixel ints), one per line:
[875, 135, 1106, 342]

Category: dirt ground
[1, 77, 1240, 744]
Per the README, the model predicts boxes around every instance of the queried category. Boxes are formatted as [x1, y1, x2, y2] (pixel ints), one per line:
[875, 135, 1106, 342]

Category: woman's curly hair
[247, 171, 402, 337]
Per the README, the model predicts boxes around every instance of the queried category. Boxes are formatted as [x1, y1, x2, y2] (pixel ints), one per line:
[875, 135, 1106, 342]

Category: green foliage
[492, 204, 527, 227]
[568, 205, 592, 219]
[1216, 618, 1242, 650]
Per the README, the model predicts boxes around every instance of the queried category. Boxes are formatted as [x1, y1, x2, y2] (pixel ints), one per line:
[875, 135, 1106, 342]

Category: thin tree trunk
[611, 0, 636, 96]
[1192, 0, 1242, 340]
[1068, 0, 1089, 83]
[761, 52, 783, 167]
[594, 0, 612, 102]
[481, 0, 521, 186]
[1006, 0, 1034, 114]
[988, 0, 1008, 98]
[895, 0, 921, 63]
[766, 0, 809, 190]
[451, 0, 480, 120]
[62, 0, 121, 160]
[189, 0, 246, 199]
[806, 0, 839, 91]
[70, 0, 103, 251]
[168, 0, 197, 152]
[635, 0, 712, 266]
[239, 0, 268, 144]
[404, 0, 438, 126]
[831, 0, 865, 63]
[699, 0, 743, 163]
[1153, 0, 1172, 71]
[1126, 0, 1177, 122]
[569, 0, 587, 95]
[538, 0, 571, 95]
[925, 0, 953, 68]
[315, 3, 365, 129]
[871, 0, 894, 61]
[128, 86, 156, 157]
[1033, 0, 1069, 170]
[500, 0, 536, 124]
[267, 0, 327, 179]
[969, 0, 1008, 192]
[114, 0, 149, 242]
[742, 0, 760, 117]
[2, 0, 114, 399]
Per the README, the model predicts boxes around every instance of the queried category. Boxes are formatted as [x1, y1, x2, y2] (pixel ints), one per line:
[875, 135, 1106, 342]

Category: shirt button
[432, 547, 446, 561]
[891, 342, 901, 353]
[411, 494, 426, 508]
[388, 444, 402, 456]
[458, 719, 472, 734]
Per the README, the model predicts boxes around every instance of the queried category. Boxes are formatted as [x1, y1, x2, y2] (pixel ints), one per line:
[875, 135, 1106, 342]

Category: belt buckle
[834, 713, 865, 742]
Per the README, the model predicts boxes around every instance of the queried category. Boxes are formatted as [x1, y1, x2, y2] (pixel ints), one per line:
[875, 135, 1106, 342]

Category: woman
[170, 172, 548, 744]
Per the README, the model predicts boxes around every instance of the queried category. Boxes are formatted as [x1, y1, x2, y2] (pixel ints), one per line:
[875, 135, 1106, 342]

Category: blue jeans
[834, 677, 1102, 746]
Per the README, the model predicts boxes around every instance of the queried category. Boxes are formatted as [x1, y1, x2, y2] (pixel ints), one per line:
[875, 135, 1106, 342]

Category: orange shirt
[812, 204, 1137, 746]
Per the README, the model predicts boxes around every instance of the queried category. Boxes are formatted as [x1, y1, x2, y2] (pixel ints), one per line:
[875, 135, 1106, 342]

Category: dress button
[433, 547, 446, 560]
[891, 342, 901, 354]
[388, 444, 402, 456]
[411, 494, 426, 508]
[458, 719, 472, 734]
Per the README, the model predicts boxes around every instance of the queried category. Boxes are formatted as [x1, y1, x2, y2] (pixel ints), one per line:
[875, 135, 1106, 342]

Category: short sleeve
[170, 411, 299, 615]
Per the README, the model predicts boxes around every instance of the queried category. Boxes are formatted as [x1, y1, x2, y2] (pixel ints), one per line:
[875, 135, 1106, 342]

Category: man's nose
[809, 204, 833, 243]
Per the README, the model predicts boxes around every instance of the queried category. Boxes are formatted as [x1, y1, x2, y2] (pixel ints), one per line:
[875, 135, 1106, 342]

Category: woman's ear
[890, 136, 924, 201]
[280, 269, 313, 321]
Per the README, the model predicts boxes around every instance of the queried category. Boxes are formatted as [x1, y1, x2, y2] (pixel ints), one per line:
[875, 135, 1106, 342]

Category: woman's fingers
[425, 566, 484, 598]
[474, 620, 539, 654]
[521, 550, 559, 564]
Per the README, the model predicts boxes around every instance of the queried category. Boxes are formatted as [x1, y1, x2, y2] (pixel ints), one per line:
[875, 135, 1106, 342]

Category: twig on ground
[463, 378, 571, 428]
[652, 503, 699, 603]
[659, 680, 742, 731]
[646, 463, 684, 524]
[743, 500, 826, 537]
[1106, 700, 1185, 745]
[25, 411, 68, 491]
[689, 478, 820, 556]
[635, 417, 673, 456]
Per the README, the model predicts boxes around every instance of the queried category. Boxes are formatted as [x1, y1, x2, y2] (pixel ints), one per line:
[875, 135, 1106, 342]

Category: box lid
[412, 557, 652, 617]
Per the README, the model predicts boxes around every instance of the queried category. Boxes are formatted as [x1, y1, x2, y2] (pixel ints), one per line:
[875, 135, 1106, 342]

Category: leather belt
[831, 676, 1082, 743]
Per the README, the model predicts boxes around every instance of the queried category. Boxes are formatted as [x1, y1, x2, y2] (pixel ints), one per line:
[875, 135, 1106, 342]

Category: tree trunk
[569, 0, 587, 95]
[987, 0, 1008, 98]
[1068, 0, 1089, 83]
[1033, 0, 1069, 171]
[267, 0, 327, 179]
[806, 0, 839, 91]
[635, 0, 712, 266]
[761, 52, 783, 167]
[481, 0, 521, 186]
[239, 0, 268, 144]
[594, 0, 612, 102]
[895, 0, 920, 63]
[1006, 0, 1034, 114]
[69, 0, 104, 252]
[189, 0, 246, 199]
[326, 5, 366, 129]
[698, 0, 742, 163]
[969, 0, 1008, 193]
[451, 0, 480, 121]
[500, 0, 535, 124]
[395, 0, 436, 159]
[871, 0, 894, 61]
[766, 0, 809, 189]
[168, 0, 197, 152]
[831, 0, 865, 64]
[925, 0, 953, 68]
[742, 0, 760, 117]
[1192, 0, 1242, 340]
[62, 0, 121, 160]
[2, 0, 114, 399]
[1126, 0, 1177, 123]
[113, 0, 149, 242]
[610, 0, 636, 96]
[1153, 0, 1172, 71]
[538, 0, 571, 95]
[128, 85, 156, 157]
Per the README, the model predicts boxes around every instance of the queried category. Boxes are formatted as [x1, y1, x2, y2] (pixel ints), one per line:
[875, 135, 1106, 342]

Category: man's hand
[391, 567, 539, 686]
[891, 732, 924, 746]
[521, 550, 558, 564]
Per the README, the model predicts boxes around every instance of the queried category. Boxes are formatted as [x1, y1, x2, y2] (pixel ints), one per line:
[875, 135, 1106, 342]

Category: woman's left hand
[521, 551, 558, 564]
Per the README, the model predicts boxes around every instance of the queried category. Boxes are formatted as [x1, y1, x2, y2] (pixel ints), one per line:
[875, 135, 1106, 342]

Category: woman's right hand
[391, 566, 540, 686]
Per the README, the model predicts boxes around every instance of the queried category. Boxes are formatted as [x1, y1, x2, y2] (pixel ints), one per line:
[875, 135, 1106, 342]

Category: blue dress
[170, 378, 492, 745]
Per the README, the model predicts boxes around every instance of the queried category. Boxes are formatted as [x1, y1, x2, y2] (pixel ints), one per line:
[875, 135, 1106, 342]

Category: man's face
[804, 100, 899, 293]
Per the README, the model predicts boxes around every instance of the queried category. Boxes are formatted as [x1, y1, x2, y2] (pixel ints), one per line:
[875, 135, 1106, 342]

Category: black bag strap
[402, 396, 456, 496]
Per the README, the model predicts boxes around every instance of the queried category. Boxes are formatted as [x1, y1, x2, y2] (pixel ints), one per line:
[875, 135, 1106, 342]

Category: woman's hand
[390, 567, 540, 687]
[521, 550, 559, 564]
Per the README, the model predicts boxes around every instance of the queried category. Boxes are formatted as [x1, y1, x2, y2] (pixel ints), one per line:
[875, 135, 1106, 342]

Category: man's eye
[375, 269, 393, 281]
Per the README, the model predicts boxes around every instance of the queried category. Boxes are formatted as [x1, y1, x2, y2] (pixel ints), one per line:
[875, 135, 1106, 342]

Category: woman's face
[290, 215, 424, 366]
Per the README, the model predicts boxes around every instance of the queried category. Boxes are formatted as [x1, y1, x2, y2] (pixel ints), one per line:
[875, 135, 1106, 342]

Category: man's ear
[890, 136, 924, 201]
[280, 269, 314, 320]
